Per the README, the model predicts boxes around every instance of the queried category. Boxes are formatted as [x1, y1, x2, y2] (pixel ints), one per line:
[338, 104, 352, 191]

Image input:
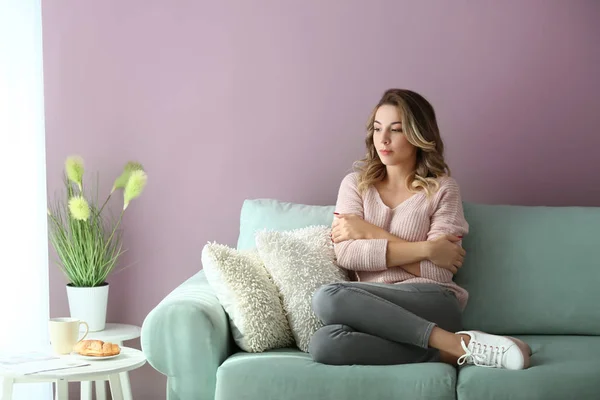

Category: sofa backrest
[237, 199, 600, 335]
[457, 203, 600, 335]
[237, 199, 335, 250]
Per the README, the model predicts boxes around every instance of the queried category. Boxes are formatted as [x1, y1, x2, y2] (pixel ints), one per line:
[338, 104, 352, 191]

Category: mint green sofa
[141, 199, 600, 400]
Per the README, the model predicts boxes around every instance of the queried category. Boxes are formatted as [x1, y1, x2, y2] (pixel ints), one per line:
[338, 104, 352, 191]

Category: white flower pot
[66, 283, 109, 332]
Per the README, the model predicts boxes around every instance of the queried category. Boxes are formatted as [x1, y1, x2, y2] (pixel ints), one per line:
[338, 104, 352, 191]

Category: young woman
[308, 89, 531, 370]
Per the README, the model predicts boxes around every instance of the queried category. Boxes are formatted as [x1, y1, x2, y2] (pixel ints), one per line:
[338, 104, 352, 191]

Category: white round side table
[1, 347, 145, 400]
[79, 323, 141, 400]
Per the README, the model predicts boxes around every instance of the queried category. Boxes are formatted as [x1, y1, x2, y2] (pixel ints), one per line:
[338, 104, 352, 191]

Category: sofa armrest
[141, 270, 232, 400]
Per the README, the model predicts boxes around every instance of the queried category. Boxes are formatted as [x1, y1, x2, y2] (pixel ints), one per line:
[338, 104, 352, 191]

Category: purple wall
[42, 1, 600, 398]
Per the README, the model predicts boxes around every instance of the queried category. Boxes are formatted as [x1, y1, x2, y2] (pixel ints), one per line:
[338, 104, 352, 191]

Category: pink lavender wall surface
[42, 1, 600, 398]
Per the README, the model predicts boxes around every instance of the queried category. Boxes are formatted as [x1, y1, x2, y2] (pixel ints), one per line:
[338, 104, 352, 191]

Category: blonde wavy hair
[353, 89, 450, 197]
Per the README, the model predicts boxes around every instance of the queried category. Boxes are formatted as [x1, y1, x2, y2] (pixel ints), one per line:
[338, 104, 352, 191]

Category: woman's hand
[331, 214, 377, 243]
[426, 235, 466, 274]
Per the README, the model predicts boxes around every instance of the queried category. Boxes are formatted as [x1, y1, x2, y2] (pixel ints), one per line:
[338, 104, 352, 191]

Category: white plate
[71, 352, 121, 361]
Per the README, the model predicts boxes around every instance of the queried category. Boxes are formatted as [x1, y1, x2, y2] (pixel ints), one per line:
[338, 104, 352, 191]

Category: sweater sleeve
[420, 178, 469, 283]
[333, 173, 388, 272]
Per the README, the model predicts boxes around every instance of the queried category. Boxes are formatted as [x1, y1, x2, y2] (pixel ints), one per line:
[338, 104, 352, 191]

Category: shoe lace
[457, 338, 506, 368]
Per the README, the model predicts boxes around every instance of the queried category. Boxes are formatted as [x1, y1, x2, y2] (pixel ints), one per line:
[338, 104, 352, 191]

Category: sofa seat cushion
[216, 348, 457, 400]
[457, 335, 600, 400]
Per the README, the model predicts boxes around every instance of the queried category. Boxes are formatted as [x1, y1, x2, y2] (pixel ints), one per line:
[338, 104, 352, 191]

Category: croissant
[73, 340, 121, 357]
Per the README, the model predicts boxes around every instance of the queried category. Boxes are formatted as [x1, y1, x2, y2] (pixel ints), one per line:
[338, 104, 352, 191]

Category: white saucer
[71, 352, 121, 361]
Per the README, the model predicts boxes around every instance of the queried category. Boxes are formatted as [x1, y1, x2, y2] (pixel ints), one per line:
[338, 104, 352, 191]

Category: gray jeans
[308, 282, 463, 365]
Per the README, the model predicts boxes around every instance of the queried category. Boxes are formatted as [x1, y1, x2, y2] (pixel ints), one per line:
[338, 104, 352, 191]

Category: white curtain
[0, 0, 52, 398]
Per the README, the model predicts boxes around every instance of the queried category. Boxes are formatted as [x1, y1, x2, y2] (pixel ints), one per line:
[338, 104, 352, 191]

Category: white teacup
[49, 317, 89, 354]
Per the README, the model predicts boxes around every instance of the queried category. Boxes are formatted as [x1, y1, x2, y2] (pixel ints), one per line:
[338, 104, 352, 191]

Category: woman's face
[372, 104, 417, 167]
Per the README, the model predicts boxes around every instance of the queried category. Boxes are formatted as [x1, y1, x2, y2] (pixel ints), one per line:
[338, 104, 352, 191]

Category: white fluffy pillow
[255, 225, 349, 352]
[201, 243, 294, 353]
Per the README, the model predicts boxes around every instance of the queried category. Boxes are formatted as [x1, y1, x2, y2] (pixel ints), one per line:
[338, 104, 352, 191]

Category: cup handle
[78, 321, 89, 342]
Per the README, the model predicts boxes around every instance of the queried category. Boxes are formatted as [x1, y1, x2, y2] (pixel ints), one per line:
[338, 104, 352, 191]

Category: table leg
[55, 379, 68, 400]
[80, 381, 92, 400]
[115, 340, 133, 400]
[108, 374, 124, 400]
[1, 377, 14, 400]
[95, 380, 107, 400]
[119, 372, 133, 400]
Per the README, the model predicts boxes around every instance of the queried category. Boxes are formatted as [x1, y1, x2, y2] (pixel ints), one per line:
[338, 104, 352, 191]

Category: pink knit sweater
[334, 172, 470, 310]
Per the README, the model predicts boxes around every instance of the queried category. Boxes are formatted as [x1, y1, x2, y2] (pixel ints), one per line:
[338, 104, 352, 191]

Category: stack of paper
[0, 351, 89, 375]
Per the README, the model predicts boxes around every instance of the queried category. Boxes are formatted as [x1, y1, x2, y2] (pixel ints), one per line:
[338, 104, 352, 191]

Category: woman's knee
[308, 325, 351, 365]
[311, 283, 348, 324]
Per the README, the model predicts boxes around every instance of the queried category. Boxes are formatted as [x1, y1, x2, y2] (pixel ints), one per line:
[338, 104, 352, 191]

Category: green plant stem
[103, 209, 124, 256]
[48, 213, 62, 230]
[97, 193, 112, 217]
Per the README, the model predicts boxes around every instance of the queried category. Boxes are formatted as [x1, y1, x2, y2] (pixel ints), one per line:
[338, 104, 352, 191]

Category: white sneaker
[456, 330, 531, 370]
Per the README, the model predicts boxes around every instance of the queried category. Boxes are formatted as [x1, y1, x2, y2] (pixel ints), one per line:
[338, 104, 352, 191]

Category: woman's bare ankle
[439, 350, 459, 365]
[429, 327, 471, 358]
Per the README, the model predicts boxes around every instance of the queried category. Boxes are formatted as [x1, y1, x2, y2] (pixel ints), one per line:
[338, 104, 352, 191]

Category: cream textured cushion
[201, 243, 294, 353]
[255, 225, 349, 352]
